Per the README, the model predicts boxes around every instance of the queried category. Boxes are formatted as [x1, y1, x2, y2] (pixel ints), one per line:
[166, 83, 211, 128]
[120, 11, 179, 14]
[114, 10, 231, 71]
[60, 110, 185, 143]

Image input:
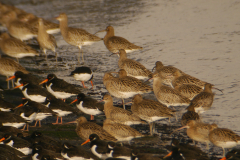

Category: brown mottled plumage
[172, 70, 209, 89]
[19, 13, 60, 34]
[0, 56, 29, 89]
[101, 94, 146, 125]
[55, 13, 101, 63]
[37, 18, 57, 62]
[70, 116, 117, 142]
[3, 11, 38, 41]
[103, 69, 152, 109]
[152, 61, 184, 87]
[0, 32, 39, 62]
[103, 118, 143, 142]
[131, 94, 175, 135]
[151, 73, 190, 107]
[97, 26, 142, 53]
[174, 120, 218, 150]
[209, 128, 240, 156]
[181, 110, 200, 126]
[175, 84, 203, 100]
[186, 83, 214, 114]
[118, 49, 152, 80]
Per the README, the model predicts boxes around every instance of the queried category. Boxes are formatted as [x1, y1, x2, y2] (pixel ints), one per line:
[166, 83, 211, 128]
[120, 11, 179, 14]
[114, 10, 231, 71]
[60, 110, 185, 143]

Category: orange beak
[39, 79, 48, 85]
[81, 139, 90, 146]
[70, 99, 78, 104]
[163, 151, 173, 159]
[6, 75, 15, 81]
[220, 157, 227, 160]
[13, 103, 24, 110]
[0, 137, 6, 142]
[14, 84, 23, 89]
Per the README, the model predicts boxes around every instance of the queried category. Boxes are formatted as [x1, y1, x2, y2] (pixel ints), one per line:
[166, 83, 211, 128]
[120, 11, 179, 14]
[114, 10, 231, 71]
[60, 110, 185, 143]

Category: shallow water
[1, 0, 240, 159]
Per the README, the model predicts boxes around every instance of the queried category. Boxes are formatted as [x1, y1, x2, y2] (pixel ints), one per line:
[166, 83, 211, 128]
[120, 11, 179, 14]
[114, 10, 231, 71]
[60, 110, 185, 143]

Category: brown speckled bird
[96, 25, 142, 54]
[100, 94, 146, 126]
[103, 69, 152, 109]
[67, 116, 117, 142]
[37, 18, 57, 62]
[209, 128, 240, 156]
[0, 32, 39, 62]
[152, 61, 184, 87]
[172, 70, 209, 89]
[18, 13, 60, 34]
[117, 49, 152, 80]
[150, 73, 190, 107]
[55, 13, 101, 63]
[174, 120, 218, 151]
[103, 118, 143, 142]
[3, 11, 38, 41]
[186, 83, 215, 114]
[131, 94, 175, 135]
[181, 110, 200, 126]
[175, 84, 203, 100]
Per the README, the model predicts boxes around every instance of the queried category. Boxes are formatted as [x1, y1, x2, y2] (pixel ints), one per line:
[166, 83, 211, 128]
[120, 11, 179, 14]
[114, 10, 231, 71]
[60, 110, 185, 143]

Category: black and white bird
[70, 93, 104, 120]
[40, 74, 82, 100]
[0, 133, 32, 155]
[15, 80, 53, 103]
[70, 66, 94, 89]
[61, 142, 98, 160]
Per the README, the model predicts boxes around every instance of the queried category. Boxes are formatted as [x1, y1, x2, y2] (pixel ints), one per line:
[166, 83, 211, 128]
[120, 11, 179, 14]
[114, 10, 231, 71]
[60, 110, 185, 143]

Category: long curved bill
[152, 66, 156, 72]
[145, 77, 153, 83]
[163, 151, 173, 159]
[170, 125, 188, 135]
[70, 99, 78, 104]
[94, 29, 106, 35]
[81, 139, 90, 146]
[39, 79, 48, 85]
[14, 84, 23, 89]
[6, 75, 15, 81]
[65, 120, 77, 124]
[98, 99, 104, 103]
[212, 87, 223, 93]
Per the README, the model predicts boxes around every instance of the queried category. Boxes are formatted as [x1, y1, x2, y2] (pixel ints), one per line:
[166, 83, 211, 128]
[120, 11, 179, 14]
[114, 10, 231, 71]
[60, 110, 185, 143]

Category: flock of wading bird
[0, 2, 239, 160]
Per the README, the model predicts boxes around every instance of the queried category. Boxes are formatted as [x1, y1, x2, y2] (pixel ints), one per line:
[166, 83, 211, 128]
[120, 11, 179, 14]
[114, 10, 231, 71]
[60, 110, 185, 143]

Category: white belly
[46, 83, 76, 99]
[73, 73, 92, 81]
[76, 101, 102, 115]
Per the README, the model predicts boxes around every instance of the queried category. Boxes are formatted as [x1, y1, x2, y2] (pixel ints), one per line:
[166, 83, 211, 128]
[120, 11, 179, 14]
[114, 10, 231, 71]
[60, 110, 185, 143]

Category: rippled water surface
[1, 0, 240, 159]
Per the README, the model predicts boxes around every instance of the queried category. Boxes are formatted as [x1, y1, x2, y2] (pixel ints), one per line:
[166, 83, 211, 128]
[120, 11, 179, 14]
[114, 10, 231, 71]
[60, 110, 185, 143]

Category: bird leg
[52, 116, 59, 125]
[90, 115, 94, 120]
[43, 48, 48, 60]
[21, 124, 26, 131]
[149, 123, 153, 136]
[30, 120, 39, 127]
[222, 147, 225, 157]
[55, 51, 58, 63]
[78, 46, 84, 64]
[6, 76, 9, 89]
[122, 98, 125, 109]
[152, 122, 156, 134]
[81, 81, 87, 88]
[90, 80, 94, 89]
